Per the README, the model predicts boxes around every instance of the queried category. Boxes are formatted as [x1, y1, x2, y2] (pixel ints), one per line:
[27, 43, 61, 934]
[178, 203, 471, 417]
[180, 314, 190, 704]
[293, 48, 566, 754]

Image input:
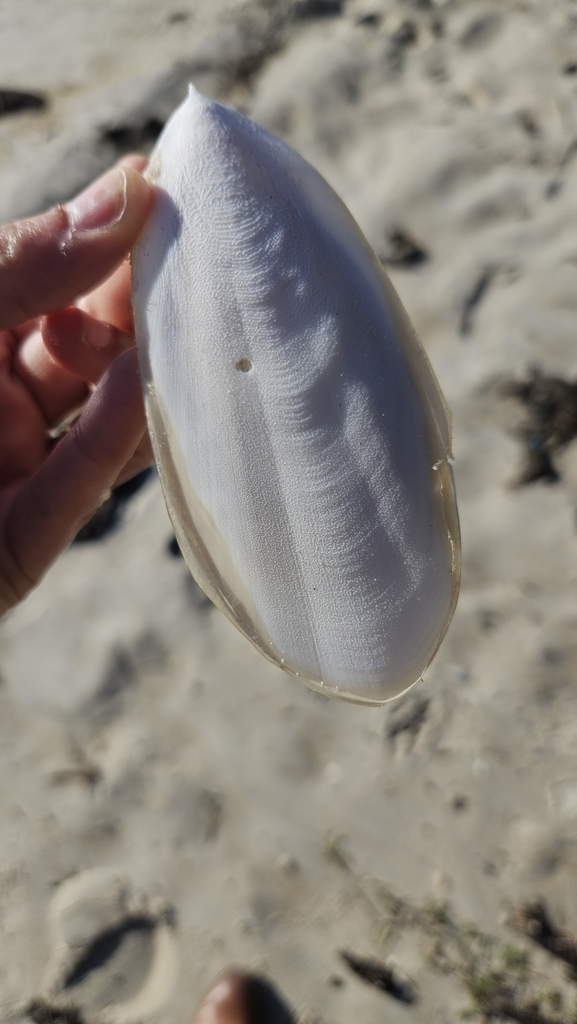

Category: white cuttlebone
[132, 86, 460, 705]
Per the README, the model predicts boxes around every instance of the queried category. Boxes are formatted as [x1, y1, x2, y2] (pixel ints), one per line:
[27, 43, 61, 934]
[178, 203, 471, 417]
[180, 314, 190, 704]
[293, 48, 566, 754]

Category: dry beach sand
[5, 0, 577, 1021]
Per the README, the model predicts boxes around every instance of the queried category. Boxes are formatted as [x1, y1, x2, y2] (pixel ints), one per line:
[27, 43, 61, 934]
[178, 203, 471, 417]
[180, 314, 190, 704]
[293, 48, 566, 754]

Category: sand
[3, 0, 577, 1021]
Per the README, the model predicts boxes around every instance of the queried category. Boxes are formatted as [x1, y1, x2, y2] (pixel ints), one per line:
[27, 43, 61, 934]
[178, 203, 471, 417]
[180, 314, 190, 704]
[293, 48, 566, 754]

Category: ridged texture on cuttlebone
[132, 87, 459, 703]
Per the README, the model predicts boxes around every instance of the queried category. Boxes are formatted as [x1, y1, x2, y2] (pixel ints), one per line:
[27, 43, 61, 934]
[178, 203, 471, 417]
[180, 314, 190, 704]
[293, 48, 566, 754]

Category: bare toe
[191, 971, 255, 1024]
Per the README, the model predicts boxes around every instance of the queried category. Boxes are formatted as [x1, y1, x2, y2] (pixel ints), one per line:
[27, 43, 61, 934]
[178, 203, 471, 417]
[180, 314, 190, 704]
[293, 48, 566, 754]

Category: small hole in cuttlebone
[235, 358, 252, 373]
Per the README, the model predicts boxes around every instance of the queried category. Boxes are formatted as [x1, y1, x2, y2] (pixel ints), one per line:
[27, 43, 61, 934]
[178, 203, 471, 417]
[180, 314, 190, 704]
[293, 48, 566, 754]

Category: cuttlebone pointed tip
[182, 84, 229, 134]
[186, 83, 214, 112]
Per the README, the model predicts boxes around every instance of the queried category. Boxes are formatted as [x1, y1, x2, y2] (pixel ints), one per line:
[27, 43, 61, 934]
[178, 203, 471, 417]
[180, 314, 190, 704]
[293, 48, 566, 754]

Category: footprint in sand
[30, 867, 178, 1024]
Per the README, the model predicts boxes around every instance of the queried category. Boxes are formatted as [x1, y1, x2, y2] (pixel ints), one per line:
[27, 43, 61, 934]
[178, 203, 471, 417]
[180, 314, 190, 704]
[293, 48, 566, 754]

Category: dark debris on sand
[515, 901, 577, 979]
[340, 951, 418, 1003]
[379, 227, 428, 268]
[0, 88, 47, 116]
[501, 370, 577, 484]
[26, 1000, 86, 1024]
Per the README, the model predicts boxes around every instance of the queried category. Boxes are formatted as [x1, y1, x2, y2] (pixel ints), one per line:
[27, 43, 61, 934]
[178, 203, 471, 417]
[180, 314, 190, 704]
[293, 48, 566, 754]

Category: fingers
[0, 348, 146, 613]
[12, 307, 135, 428]
[0, 330, 49, 483]
[113, 428, 153, 487]
[77, 258, 134, 333]
[118, 153, 149, 174]
[0, 165, 153, 331]
[42, 307, 134, 385]
[13, 326, 88, 425]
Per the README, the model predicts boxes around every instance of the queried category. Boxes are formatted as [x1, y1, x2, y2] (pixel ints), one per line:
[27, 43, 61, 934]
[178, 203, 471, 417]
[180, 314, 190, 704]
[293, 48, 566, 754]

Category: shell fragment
[132, 87, 460, 705]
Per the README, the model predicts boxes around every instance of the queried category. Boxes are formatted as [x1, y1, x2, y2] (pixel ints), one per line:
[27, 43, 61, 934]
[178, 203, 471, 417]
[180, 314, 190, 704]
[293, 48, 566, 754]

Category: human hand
[0, 156, 154, 617]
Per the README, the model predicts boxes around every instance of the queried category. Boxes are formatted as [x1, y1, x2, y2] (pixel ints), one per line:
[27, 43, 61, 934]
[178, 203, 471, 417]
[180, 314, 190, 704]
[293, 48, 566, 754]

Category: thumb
[0, 167, 153, 331]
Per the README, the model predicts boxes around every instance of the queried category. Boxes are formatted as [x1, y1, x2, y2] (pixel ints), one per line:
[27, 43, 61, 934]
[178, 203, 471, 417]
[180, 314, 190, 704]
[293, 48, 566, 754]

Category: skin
[0, 154, 155, 617]
[191, 972, 259, 1024]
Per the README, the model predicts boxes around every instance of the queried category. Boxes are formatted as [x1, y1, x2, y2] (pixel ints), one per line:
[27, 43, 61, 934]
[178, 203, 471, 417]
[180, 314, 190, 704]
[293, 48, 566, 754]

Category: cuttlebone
[132, 86, 460, 705]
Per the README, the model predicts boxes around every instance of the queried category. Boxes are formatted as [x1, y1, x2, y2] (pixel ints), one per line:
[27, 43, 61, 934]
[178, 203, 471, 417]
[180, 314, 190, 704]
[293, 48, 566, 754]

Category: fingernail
[82, 315, 115, 350]
[67, 168, 127, 232]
